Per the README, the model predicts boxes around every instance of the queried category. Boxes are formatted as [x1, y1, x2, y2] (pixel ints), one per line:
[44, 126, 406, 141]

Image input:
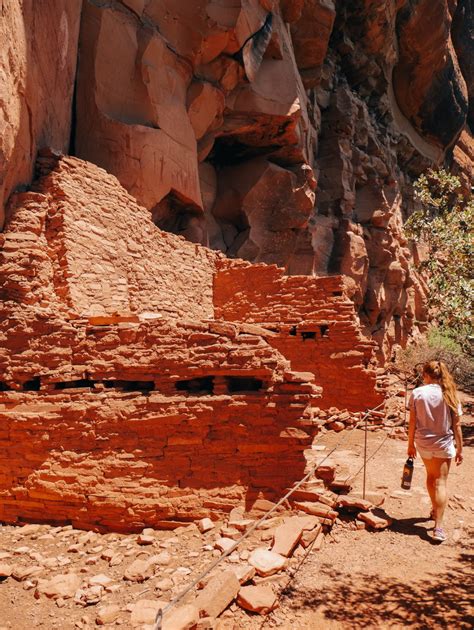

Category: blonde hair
[423, 361, 459, 414]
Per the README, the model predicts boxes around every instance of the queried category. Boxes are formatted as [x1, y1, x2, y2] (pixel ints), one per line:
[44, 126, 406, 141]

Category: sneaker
[432, 527, 447, 542]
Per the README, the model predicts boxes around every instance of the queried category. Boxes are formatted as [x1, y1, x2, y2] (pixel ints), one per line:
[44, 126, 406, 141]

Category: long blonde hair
[423, 361, 459, 413]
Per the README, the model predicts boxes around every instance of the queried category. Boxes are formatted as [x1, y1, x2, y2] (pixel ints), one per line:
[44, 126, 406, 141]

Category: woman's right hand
[455, 448, 463, 465]
[408, 444, 417, 458]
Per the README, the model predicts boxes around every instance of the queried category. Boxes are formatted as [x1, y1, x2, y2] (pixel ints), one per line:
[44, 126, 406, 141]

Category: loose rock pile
[0, 469, 392, 630]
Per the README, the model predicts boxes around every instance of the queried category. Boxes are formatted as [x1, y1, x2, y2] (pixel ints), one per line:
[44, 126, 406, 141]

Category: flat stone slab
[232, 564, 256, 584]
[237, 585, 279, 615]
[248, 548, 286, 577]
[163, 604, 199, 630]
[337, 495, 373, 511]
[193, 570, 240, 618]
[357, 510, 393, 530]
[294, 501, 338, 520]
[198, 518, 215, 533]
[214, 537, 235, 553]
[271, 517, 305, 557]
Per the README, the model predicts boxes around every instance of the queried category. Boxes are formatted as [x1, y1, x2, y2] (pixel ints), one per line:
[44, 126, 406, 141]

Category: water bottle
[401, 457, 414, 490]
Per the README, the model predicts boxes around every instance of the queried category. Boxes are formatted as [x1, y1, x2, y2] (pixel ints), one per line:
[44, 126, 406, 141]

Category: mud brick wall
[214, 260, 383, 410]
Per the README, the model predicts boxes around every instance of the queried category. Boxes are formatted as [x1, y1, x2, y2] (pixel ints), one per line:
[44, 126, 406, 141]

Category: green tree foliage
[404, 169, 473, 347]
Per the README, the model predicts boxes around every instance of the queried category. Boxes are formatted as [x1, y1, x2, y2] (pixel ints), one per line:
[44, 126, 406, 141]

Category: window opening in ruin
[55, 379, 95, 390]
[289, 326, 297, 336]
[0, 381, 12, 391]
[175, 377, 214, 394]
[226, 376, 263, 393]
[23, 377, 41, 391]
[320, 325, 329, 337]
[333, 291, 343, 297]
[301, 331, 317, 341]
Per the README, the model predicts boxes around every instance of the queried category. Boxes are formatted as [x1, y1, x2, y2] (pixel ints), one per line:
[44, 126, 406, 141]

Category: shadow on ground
[462, 423, 474, 447]
[276, 529, 474, 629]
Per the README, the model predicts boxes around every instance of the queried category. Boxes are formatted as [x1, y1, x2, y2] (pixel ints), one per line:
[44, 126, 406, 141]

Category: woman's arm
[452, 411, 463, 465]
[407, 407, 417, 458]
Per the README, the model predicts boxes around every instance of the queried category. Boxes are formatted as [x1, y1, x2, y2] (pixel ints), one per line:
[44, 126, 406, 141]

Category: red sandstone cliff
[0, 1, 473, 356]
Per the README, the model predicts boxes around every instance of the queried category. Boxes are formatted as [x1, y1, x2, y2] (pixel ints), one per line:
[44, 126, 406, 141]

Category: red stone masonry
[214, 260, 383, 410]
[0, 157, 383, 530]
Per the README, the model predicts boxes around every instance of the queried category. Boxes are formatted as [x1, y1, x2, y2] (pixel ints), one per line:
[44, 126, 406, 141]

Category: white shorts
[417, 444, 456, 460]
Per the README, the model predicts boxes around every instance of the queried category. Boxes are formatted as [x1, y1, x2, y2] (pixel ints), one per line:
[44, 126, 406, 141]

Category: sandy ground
[0, 402, 472, 630]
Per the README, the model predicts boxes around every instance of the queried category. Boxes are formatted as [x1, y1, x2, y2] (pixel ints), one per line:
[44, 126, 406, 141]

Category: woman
[407, 360, 463, 542]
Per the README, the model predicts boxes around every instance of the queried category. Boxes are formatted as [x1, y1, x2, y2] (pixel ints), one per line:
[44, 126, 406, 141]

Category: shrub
[393, 327, 473, 393]
[404, 169, 473, 348]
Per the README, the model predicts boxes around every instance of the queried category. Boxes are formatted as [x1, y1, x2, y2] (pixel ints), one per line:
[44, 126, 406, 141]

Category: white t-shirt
[408, 384, 461, 452]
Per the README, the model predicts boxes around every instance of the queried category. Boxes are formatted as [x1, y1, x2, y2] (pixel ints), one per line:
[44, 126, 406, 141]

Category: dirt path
[246, 421, 474, 630]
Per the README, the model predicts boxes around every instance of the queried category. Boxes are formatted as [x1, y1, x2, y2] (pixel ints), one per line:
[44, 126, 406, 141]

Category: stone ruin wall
[0, 1, 472, 531]
[214, 261, 382, 409]
[0, 156, 383, 530]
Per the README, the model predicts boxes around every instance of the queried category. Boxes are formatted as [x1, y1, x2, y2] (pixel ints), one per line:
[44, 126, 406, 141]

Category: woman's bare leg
[422, 456, 451, 529]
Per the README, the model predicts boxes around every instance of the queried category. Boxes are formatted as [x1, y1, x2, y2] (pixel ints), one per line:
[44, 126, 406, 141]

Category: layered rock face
[2, 0, 471, 359]
[71, 0, 472, 359]
[0, 0, 81, 228]
[0, 157, 382, 529]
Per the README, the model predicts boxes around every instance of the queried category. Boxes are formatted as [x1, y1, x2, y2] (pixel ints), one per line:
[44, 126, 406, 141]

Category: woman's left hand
[408, 444, 417, 458]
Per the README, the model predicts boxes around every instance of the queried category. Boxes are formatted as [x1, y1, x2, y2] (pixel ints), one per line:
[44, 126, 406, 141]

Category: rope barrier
[153, 400, 386, 628]
[350, 431, 391, 483]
